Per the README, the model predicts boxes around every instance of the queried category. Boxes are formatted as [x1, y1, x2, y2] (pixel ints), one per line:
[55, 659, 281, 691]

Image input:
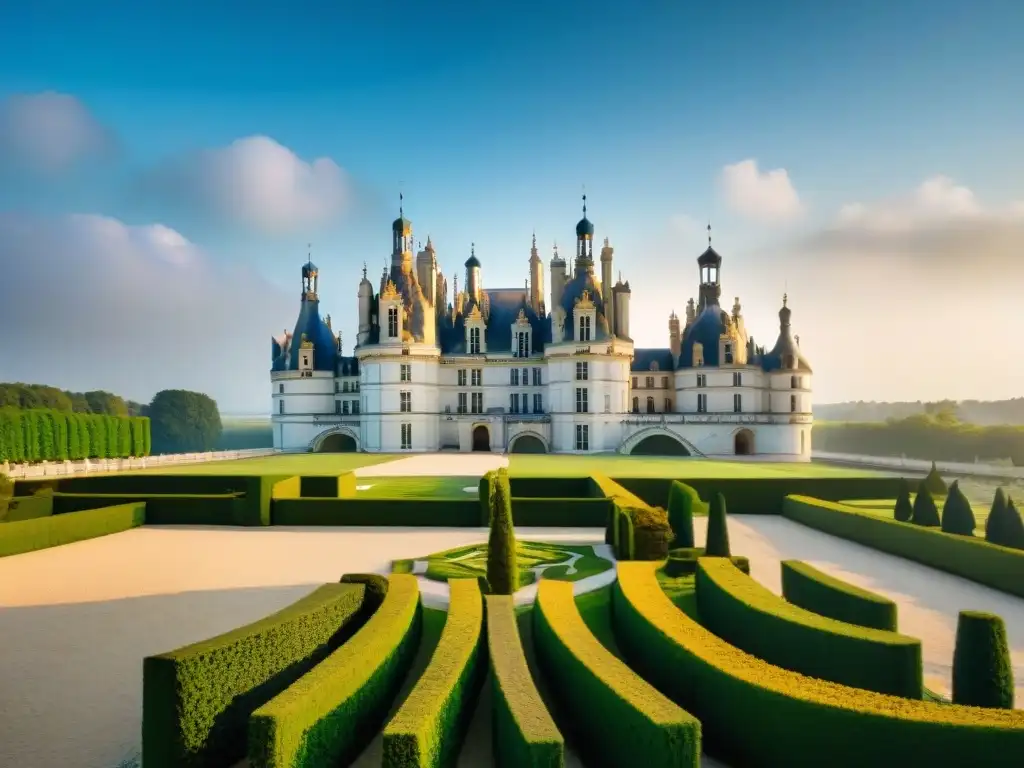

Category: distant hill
[816, 398, 1024, 426]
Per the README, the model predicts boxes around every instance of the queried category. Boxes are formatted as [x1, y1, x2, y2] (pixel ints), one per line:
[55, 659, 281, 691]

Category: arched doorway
[510, 434, 546, 454]
[472, 425, 491, 452]
[630, 434, 690, 456]
[318, 433, 357, 453]
[734, 429, 754, 456]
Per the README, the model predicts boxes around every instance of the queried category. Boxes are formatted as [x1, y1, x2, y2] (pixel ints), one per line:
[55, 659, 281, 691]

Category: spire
[707, 221, 712, 247]
[362, 261, 367, 279]
[604, 237, 610, 247]
[532, 230, 537, 249]
[582, 192, 587, 219]
[399, 191, 404, 219]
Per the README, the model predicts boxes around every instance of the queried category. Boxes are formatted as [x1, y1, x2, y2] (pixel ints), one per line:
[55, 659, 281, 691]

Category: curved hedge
[612, 562, 1024, 767]
[781, 560, 899, 632]
[532, 579, 700, 767]
[696, 558, 922, 698]
[0, 500, 145, 557]
[248, 574, 422, 768]
[382, 579, 486, 767]
[142, 582, 367, 768]
[485, 594, 563, 767]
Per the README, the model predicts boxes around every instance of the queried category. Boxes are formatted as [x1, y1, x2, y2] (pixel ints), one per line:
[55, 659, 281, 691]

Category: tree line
[816, 398, 1024, 426]
[0, 409, 150, 464]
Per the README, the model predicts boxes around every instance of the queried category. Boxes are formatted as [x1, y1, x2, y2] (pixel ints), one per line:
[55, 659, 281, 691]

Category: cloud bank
[720, 159, 803, 222]
[0, 92, 116, 174]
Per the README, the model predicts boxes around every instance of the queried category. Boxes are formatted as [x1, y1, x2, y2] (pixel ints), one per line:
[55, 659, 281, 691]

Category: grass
[841, 495, 991, 536]
[130, 453, 401, 475]
[353, 476, 480, 499]
[506, 453, 887, 479]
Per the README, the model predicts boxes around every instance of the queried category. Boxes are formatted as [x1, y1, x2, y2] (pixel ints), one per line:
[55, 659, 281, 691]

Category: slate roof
[271, 296, 338, 372]
[632, 348, 675, 373]
[677, 304, 729, 369]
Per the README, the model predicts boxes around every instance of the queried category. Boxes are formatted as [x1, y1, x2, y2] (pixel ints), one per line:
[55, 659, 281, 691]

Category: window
[696, 374, 706, 388]
[471, 369, 482, 386]
[575, 424, 589, 451]
[664, 398, 672, 413]
[604, 393, 611, 413]
[510, 393, 520, 413]
[457, 392, 467, 413]
[278, 399, 284, 414]
[632, 376, 638, 389]
[400, 391, 411, 412]
[576, 362, 589, 381]
[516, 331, 529, 358]
[532, 368, 542, 386]
[662, 376, 669, 389]
[522, 368, 529, 385]
[632, 396, 639, 413]
[791, 375, 799, 389]
[469, 326, 481, 354]
[791, 394, 798, 413]
[724, 343, 733, 365]
[645, 376, 654, 388]
[401, 423, 412, 450]
[279, 384, 284, 394]
[522, 393, 530, 413]
[301, 354, 310, 368]
[646, 396, 655, 413]
[352, 400, 360, 414]
[471, 392, 483, 414]
[354, 381, 360, 392]
[579, 315, 592, 341]
[697, 393, 707, 413]
[341, 381, 348, 393]
[335, 400, 342, 415]
[458, 369, 467, 386]
[400, 364, 411, 382]
[510, 368, 520, 386]
[533, 393, 543, 413]
[575, 387, 589, 413]
[733, 393, 742, 413]
[388, 307, 399, 338]
[733, 372, 742, 387]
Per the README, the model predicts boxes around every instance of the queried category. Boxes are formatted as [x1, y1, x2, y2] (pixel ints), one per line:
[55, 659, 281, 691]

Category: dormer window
[573, 290, 596, 342]
[791, 375, 799, 389]
[692, 342, 704, 367]
[469, 327, 481, 354]
[387, 307, 399, 338]
[724, 343, 734, 365]
[784, 354, 795, 369]
[515, 330, 530, 357]
[578, 315, 592, 341]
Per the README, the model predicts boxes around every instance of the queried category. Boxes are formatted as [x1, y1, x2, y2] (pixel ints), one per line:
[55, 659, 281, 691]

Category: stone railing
[1, 448, 279, 479]
[812, 451, 1024, 480]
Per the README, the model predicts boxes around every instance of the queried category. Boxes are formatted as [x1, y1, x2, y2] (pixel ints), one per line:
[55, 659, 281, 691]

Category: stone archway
[734, 428, 755, 456]
[510, 433, 547, 454]
[310, 427, 360, 453]
[619, 427, 698, 457]
[472, 425, 491, 452]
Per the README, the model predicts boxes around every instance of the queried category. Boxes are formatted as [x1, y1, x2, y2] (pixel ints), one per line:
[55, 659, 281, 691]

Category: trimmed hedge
[485, 594, 564, 768]
[781, 560, 899, 632]
[512, 497, 610, 527]
[667, 480, 704, 548]
[783, 495, 1024, 599]
[0, 407, 150, 463]
[52, 492, 245, 525]
[510, 476, 594, 498]
[382, 579, 486, 767]
[612, 562, 1024, 767]
[696, 558, 922, 698]
[0, 501, 145, 557]
[299, 472, 357, 498]
[487, 468, 518, 595]
[953, 611, 1015, 709]
[3, 493, 54, 522]
[248, 574, 423, 767]
[142, 582, 368, 768]
[270, 475, 301, 500]
[273, 498, 480, 526]
[532, 579, 701, 767]
[665, 550, 750, 577]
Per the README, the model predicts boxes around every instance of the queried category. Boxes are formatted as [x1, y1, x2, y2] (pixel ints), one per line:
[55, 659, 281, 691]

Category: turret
[357, 262, 373, 346]
[465, 243, 482, 304]
[550, 242, 567, 312]
[697, 223, 722, 311]
[685, 298, 696, 328]
[529, 233, 544, 315]
[669, 311, 681, 361]
[574, 194, 595, 277]
[612, 273, 631, 339]
[416, 236, 437, 307]
[600, 237, 615, 337]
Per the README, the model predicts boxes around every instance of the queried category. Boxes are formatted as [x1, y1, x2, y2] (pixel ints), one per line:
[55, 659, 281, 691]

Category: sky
[1, 0, 1023, 413]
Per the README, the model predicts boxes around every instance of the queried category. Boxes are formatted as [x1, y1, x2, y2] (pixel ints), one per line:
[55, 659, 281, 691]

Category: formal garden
[0, 453, 1022, 767]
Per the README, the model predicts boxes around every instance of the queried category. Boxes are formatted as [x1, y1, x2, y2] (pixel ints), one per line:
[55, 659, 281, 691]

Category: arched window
[632, 396, 639, 413]
[646, 396, 655, 413]
[387, 307, 399, 338]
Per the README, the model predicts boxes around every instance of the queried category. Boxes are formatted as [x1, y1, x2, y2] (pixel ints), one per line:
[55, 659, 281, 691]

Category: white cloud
[669, 213, 702, 235]
[0, 213, 293, 411]
[145, 135, 352, 234]
[0, 92, 115, 173]
[720, 159, 803, 222]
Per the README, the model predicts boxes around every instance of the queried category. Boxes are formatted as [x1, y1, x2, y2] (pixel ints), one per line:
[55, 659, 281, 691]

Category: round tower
[357, 262, 373, 346]
[600, 237, 615, 336]
[465, 243, 482, 303]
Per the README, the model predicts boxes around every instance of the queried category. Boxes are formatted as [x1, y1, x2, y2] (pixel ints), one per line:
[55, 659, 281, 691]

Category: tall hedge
[941, 481, 976, 536]
[894, 479, 914, 522]
[0, 408, 150, 464]
[922, 462, 948, 495]
[911, 488, 941, 527]
[667, 481, 701, 549]
[986, 490, 1024, 550]
[952, 611, 1015, 709]
[487, 468, 518, 595]
[706, 492, 731, 557]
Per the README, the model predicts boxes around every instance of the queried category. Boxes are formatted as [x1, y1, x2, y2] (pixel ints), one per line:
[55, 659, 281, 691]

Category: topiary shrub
[486, 468, 518, 595]
[705, 492, 731, 556]
[941, 480, 976, 536]
[627, 505, 673, 561]
[985, 487, 1009, 545]
[999, 497, 1024, 550]
[665, 547, 705, 577]
[911, 487, 940, 527]
[667, 481, 703, 549]
[0, 473, 12, 522]
[616, 510, 634, 560]
[893, 479, 913, 522]
[922, 461, 947, 495]
[952, 610, 1015, 709]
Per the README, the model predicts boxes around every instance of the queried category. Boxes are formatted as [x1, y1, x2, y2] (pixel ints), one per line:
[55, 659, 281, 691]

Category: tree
[922, 462, 948, 495]
[486, 468, 518, 595]
[705, 492, 731, 557]
[893, 479, 913, 522]
[952, 611, 1014, 709]
[911, 487, 941, 527]
[985, 487, 1009, 544]
[941, 480, 976, 536]
[998, 497, 1024, 550]
[148, 390, 222, 454]
[667, 480, 702, 549]
[84, 390, 129, 416]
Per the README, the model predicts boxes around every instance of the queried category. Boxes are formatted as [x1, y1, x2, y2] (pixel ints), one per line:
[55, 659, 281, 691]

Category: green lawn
[353, 476, 480, 499]
[130, 453, 402, 475]
[507, 453, 885, 479]
[841, 495, 990, 536]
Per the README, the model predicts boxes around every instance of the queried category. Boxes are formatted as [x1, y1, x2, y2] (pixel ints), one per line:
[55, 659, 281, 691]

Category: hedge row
[142, 582, 368, 768]
[0, 501, 145, 557]
[382, 579, 485, 767]
[485, 595, 564, 767]
[300, 472, 357, 499]
[612, 562, 1024, 767]
[50, 492, 246, 525]
[593, 473, 673, 560]
[2, 493, 54, 522]
[783, 495, 1024, 599]
[781, 560, 899, 632]
[0, 407, 150, 463]
[696, 558, 923, 698]
[273, 498, 481, 526]
[665, 548, 750, 577]
[248, 574, 422, 767]
[532, 579, 701, 766]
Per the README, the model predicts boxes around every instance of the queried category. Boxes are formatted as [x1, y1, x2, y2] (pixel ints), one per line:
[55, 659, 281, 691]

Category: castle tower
[357, 262, 373, 346]
[416, 236, 438, 307]
[697, 222, 722, 311]
[600, 236, 615, 337]
[529, 232, 544, 315]
[465, 243, 482, 304]
[612, 272, 631, 339]
[550, 242, 567, 311]
[574, 194, 595, 277]
[669, 310, 681, 361]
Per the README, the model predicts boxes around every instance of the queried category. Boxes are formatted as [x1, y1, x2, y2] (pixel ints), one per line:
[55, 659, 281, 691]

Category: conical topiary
[667, 480, 700, 549]
[952, 611, 1015, 709]
[941, 480, 976, 536]
[705, 492, 731, 557]
[893, 479, 913, 522]
[911, 487, 940, 527]
[1000, 497, 1024, 550]
[985, 487, 1009, 545]
[0, 472, 12, 522]
[486, 468, 518, 595]
[922, 461, 948, 495]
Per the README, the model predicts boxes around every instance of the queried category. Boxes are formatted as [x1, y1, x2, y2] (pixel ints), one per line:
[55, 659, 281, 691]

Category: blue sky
[1, 1, 1023, 412]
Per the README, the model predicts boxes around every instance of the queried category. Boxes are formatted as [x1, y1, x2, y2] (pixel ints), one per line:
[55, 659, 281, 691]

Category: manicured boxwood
[667, 480, 705, 548]
[953, 611, 1015, 709]
[532, 579, 701, 767]
[382, 579, 486, 767]
[665, 548, 706, 577]
[592, 473, 647, 544]
[512, 498, 610, 527]
[696, 558, 922, 698]
[272, 498, 480, 526]
[142, 582, 368, 768]
[783, 495, 1024, 599]
[485, 594, 564, 767]
[52, 492, 245, 525]
[510, 476, 593, 498]
[299, 472, 357, 498]
[2, 493, 54, 522]
[612, 562, 1024, 768]
[248, 574, 423, 767]
[270, 475, 301, 500]
[0, 501, 146, 557]
[488, 469, 518, 595]
[781, 560, 899, 632]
